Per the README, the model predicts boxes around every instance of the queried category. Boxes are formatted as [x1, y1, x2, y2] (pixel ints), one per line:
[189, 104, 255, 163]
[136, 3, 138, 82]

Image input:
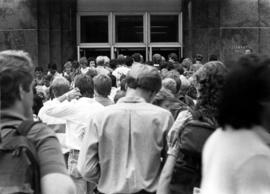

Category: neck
[125, 88, 153, 103]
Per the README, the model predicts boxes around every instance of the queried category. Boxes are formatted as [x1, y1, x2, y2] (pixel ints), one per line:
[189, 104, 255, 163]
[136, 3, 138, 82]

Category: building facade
[0, 0, 269, 70]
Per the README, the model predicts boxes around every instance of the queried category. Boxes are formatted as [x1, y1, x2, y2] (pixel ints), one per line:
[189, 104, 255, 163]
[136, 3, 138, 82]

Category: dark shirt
[0, 110, 67, 177]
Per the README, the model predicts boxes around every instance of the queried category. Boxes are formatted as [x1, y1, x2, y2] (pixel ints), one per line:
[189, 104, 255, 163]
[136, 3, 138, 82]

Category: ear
[18, 85, 24, 100]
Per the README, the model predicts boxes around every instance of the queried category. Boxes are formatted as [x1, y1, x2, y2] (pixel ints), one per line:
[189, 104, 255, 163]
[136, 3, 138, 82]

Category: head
[152, 88, 178, 110]
[132, 53, 143, 63]
[74, 74, 94, 98]
[244, 47, 253, 55]
[195, 54, 203, 63]
[103, 56, 110, 67]
[162, 78, 177, 95]
[96, 56, 106, 67]
[209, 54, 218, 61]
[64, 61, 73, 74]
[50, 63, 57, 75]
[153, 53, 162, 65]
[126, 64, 162, 102]
[165, 70, 182, 94]
[218, 55, 270, 130]
[35, 66, 43, 79]
[50, 77, 70, 98]
[182, 58, 193, 72]
[117, 54, 126, 65]
[0, 50, 35, 118]
[125, 56, 133, 67]
[168, 53, 178, 63]
[193, 60, 227, 118]
[93, 74, 112, 98]
[88, 57, 96, 68]
[79, 57, 88, 68]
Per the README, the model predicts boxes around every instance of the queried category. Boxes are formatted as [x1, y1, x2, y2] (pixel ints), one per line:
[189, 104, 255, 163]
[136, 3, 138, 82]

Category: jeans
[68, 149, 96, 194]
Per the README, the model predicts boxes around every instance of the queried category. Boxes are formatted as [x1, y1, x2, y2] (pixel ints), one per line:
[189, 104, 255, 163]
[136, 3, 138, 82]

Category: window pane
[116, 16, 143, 43]
[151, 15, 178, 42]
[80, 16, 108, 43]
[80, 48, 111, 59]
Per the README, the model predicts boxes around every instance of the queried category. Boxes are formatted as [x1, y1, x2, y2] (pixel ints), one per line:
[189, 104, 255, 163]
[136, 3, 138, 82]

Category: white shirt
[200, 127, 270, 194]
[80, 67, 90, 74]
[38, 99, 68, 153]
[44, 97, 104, 150]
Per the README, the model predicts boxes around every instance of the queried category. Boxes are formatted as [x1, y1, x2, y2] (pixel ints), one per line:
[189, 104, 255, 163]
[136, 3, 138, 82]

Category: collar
[0, 109, 26, 130]
[117, 96, 146, 103]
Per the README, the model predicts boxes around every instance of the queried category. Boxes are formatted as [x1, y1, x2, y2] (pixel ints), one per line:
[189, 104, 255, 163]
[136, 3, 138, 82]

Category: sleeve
[27, 123, 67, 177]
[44, 100, 75, 120]
[234, 155, 270, 194]
[77, 118, 100, 183]
[161, 113, 175, 160]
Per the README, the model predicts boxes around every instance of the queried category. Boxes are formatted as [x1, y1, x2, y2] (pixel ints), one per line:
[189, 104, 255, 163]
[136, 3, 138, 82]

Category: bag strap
[17, 120, 40, 136]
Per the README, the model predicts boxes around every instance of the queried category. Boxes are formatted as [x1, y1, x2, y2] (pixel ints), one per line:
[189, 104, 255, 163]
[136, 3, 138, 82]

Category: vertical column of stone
[37, 0, 50, 69]
[258, 0, 270, 56]
[49, 0, 62, 71]
[220, 0, 259, 65]
[0, 0, 38, 65]
[61, 0, 77, 65]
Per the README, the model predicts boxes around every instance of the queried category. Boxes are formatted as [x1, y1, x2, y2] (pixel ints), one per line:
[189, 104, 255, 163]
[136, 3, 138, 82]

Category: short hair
[79, 57, 88, 65]
[0, 50, 34, 109]
[51, 63, 57, 70]
[93, 74, 112, 97]
[74, 74, 94, 98]
[51, 77, 70, 97]
[96, 56, 105, 66]
[64, 61, 72, 69]
[35, 66, 43, 72]
[209, 54, 218, 61]
[132, 53, 143, 63]
[152, 53, 162, 65]
[166, 70, 182, 93]
[195, 54, 203, 61]
[126, 64, 162, 93]
[193, 60, 227, 118]
[125, 56, 133, 67]
[162, 78, 177, 94]
[168, 53, 178, 62]
[218, 55, 270, 129]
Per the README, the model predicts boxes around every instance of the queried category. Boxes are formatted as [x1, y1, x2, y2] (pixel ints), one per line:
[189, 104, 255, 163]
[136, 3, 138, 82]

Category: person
[132, 52, 144, 65]
[93, 74, 114, 106]
[244, 47, 253, 55]
[157, 61, 227, 194]
[38, 76, 71, 161]
[200, 55, 270, 194]
[43, 74, 104, 194]
[190, 54, 203, 72]
[0, 50, 75, 194]
[79, 57, 90, 75]
[34, 66, 45, 86]
[96, 56, 110, 75]
[77, 64, 174, 194]
[63, 61, 74, 82]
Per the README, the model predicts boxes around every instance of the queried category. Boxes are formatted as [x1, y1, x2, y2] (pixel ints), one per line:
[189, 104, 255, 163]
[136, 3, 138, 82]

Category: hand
[167, 139, 180, 158]
[66, 88, 81, 101]
[167, 110, 192, 145]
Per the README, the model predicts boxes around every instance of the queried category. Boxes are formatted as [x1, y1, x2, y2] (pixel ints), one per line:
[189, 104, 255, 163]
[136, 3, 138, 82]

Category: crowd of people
[1, 49, 270, 194]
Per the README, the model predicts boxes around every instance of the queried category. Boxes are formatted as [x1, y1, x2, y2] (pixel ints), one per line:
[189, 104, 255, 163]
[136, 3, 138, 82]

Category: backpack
[0, 120, 41, 194]
[170, 112, 216, 194]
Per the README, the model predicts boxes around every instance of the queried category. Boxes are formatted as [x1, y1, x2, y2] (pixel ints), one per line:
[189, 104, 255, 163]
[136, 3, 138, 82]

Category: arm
[157, 141, 180, 194]
[77, 119, 100, 184]
[41, 173, 75, 194]
[44, 88, 81, 119]
[234, 155, 270, 194]
[28, 123, 76, 194]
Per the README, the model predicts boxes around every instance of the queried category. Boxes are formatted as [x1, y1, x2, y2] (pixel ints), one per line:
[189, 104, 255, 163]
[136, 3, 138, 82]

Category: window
[115, 15, 143, 43]
[80, 16, 108, 43]
[150, 15, 178, 42]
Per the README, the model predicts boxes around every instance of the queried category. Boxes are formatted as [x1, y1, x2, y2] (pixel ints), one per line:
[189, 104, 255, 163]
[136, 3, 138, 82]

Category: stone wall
[183, 0, 270, 66]
[0, 0, 76, 70]
[0, 0, 38, 64]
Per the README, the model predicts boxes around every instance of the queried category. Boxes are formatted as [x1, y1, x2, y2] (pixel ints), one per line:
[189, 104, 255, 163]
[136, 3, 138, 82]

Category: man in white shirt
[43, 74, 104, 194]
